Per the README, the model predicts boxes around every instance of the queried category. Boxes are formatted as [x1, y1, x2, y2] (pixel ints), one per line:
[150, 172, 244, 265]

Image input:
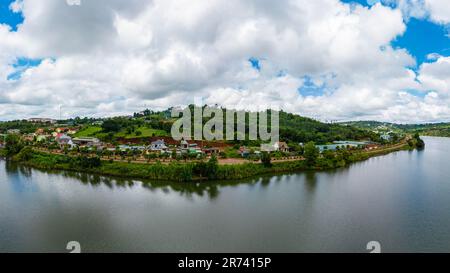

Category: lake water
[1, 136, 450, 253]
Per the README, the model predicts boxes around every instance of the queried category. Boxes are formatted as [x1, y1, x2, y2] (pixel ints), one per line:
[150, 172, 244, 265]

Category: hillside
[1, 107, 383, 145]
[343, 120, 450, 137]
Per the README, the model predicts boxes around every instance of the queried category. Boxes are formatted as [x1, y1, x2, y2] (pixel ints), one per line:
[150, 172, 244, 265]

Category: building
[180, 139, 189, 150]
[381, 134, 392, 141]
[261, 141, 290, 152]
[203, 147, 220, 155]
[238, 146, 250, 157]
[276, 142, 290, 153]
[37, 135, 50, 142]
[149, 139, 168, 151]
[55, 128, 68, 133]
[56, 134, 72, 145]
[72, 137, 101, 147]
[23, 133, 36, 142]
[67, 129, 78, 135]
[28, 118, 57, 124]
[35, 128, 45, 135]
[7, 129, 20, 135]
[316, 141, 369, 153]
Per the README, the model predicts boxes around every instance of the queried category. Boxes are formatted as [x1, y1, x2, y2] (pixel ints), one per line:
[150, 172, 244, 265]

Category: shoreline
[0, 141, 412, 183]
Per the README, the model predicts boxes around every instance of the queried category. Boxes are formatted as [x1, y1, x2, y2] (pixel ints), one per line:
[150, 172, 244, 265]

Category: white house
[261, 141, 289, 152]
[149, 139, 168, 151]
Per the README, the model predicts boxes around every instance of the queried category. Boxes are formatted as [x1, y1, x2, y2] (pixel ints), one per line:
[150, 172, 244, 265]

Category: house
[118, 145, 146, 152]
[7, 129, 20, 135]
[35, 128, 45, 135]
[203, 147, 220, 155]
[55, 127, 68, 133]
[238, 146, 250, 157]
[180, 139, 189, 150]
[37, 135, 50, 142]
[92, 121, 104, 126]
[276, 142, 290, 152]
[23, 133, 36, 142]
[365, 144, 380, 150]
[56, 134, 72, 145]
[149, 139, 168, 151]
[261, 141, 289, 152]
[67, 129, 78, 135]
[381, 134, 392, 141]
[72, 137, 101, 147]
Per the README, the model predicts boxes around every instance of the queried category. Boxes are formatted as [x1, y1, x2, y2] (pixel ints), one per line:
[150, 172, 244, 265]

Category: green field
[74, 125, 168, 139]
[115, 126, 169, 138]
[74, 126, 103, 137]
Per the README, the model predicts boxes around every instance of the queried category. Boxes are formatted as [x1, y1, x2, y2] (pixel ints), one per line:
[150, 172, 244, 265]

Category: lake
[1, 136, 450, 253]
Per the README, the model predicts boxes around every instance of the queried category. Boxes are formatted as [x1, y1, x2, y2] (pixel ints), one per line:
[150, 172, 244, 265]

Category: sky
[0, 0, 449, 123]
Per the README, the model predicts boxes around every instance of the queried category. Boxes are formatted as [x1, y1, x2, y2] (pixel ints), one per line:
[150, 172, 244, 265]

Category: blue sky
[0, 0, 23, 31]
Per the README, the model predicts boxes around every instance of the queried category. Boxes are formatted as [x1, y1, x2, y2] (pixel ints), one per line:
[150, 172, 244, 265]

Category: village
[0, 117, 396, 166]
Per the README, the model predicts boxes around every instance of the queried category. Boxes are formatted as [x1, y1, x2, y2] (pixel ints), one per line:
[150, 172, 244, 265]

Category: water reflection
[2, 160, 287, 200]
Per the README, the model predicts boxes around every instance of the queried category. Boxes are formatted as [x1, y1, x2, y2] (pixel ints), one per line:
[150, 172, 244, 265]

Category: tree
[261, 152, 272, 167]
[414, 133, 425, 149]
[5, 134, 24, 156]
[101, 119, 122, 132]
[304, 141, 318, 166]
[205, 155, 219, 179]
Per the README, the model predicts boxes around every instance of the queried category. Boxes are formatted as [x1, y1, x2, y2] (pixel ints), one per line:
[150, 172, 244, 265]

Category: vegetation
[74, 126, 102, 137]
[1, 140, 411, 182]
[0, 106, 427, 182]
[344, 120, 450, 138]
[260, 152, 272, 167]
[4, 134, 24, 156]
[303, 141, 319, 166]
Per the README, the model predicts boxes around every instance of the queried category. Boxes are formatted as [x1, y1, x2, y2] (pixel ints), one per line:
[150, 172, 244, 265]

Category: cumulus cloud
[0, 0, 448, 123]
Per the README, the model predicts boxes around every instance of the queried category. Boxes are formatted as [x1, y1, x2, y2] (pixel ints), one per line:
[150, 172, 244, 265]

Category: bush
[5, 134, 24, 156]
[261, 152, 272, 167]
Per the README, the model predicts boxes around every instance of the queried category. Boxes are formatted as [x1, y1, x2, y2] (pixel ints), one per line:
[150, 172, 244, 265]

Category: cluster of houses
[107, 139, 221, 157]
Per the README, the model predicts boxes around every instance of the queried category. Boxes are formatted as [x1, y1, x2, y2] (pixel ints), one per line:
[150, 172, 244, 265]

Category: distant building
[92, 121, 104, 126]
[28, 118, 57, 124]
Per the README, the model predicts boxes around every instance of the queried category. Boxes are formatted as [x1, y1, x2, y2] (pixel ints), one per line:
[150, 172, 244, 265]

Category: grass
[74, 126, 103, 137]
[74, 125, 168, 139]
[115, 126, 169, 138]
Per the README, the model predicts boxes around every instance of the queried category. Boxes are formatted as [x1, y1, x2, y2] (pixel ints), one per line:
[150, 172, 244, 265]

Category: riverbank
[0, 140, 412, 182]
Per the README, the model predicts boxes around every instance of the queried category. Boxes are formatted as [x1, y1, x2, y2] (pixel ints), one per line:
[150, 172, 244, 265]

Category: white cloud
[0, 0, 448, 122]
